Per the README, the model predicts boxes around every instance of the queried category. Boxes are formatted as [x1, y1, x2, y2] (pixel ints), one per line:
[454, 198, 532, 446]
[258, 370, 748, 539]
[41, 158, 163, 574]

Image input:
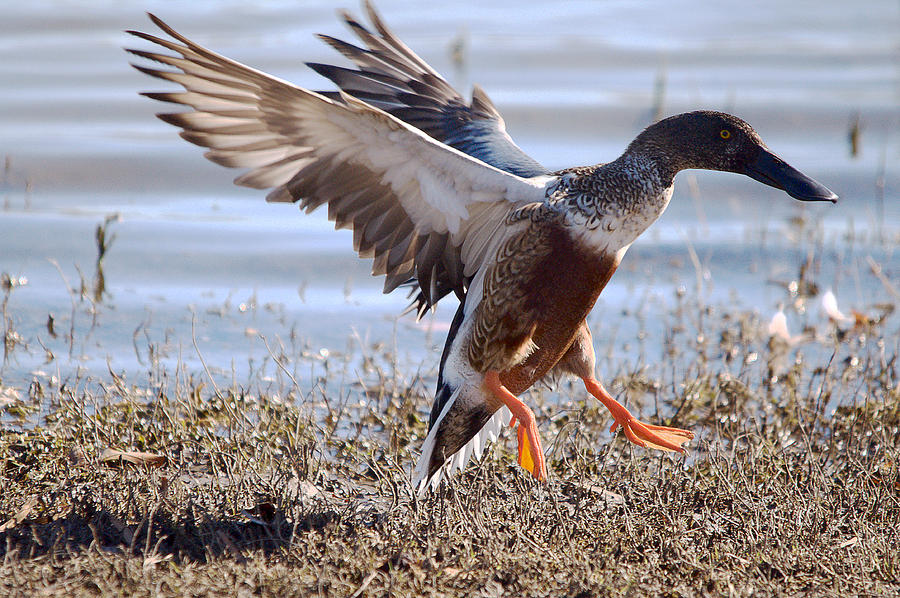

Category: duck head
[630, 111, 838, 203]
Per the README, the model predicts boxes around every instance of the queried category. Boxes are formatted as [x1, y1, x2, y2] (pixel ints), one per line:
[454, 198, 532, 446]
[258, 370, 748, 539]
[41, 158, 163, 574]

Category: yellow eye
[720, 129, 731, 140]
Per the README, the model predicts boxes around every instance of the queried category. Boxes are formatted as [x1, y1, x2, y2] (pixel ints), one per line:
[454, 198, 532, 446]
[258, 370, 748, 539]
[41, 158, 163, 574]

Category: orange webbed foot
[584, 377, 694, 453]
[510, 413, 547, 481]
[613, 417, 694, 452]
[486, 371, 547, 481]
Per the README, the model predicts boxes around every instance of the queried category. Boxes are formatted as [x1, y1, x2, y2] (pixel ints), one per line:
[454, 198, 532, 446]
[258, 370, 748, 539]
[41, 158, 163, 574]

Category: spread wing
[310, 1, 548, 179]
[126, 15, 554, 309]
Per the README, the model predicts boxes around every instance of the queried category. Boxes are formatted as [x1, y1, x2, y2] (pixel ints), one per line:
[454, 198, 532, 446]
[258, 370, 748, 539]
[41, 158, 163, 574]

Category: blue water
[1, 0, 898, 400]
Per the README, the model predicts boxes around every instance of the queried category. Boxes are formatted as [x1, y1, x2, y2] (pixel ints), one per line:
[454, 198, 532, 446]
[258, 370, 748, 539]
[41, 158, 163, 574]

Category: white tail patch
[412, 388, 511, 497]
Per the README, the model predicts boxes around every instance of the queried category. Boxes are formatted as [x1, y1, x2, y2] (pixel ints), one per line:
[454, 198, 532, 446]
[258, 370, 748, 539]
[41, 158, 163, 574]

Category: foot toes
[644, 422, 695, 439]
[620, 419, 692, 452]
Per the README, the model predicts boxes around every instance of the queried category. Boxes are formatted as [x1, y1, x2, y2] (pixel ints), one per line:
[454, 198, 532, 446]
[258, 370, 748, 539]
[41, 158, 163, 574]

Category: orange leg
[583, 377, 694, 452]
[484, 371, 547, 481]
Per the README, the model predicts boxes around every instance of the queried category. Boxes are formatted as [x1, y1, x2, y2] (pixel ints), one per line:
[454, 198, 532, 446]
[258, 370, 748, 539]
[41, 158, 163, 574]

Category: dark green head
[630, 110, 837, 203]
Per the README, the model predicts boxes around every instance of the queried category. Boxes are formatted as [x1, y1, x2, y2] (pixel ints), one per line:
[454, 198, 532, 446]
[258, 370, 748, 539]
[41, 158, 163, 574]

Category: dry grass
[2, 283, 899, 597]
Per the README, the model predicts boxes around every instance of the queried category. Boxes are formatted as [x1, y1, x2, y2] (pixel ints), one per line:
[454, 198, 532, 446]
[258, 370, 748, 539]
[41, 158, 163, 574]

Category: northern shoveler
[127, 2, 837, 494]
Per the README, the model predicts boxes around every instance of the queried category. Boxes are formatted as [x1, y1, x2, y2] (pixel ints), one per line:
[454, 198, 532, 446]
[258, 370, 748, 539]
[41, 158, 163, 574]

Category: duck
[127, 1, 837, 494]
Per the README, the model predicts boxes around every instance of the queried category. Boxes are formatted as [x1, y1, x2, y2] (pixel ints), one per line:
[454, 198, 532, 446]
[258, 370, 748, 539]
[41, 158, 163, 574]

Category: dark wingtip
[306, 62, 336, 79]
[147, 13, 167, 30]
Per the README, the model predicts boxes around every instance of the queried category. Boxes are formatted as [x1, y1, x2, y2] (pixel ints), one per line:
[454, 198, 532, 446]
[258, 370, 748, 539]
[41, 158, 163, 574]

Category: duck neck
[617, 150, 677, 191]
[622, 112, 721, 183]
[620, 137, 683, 187]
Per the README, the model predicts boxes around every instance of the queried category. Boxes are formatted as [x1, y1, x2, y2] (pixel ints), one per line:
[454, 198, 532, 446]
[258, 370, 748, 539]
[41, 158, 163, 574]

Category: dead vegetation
[1, 280, 898, 597]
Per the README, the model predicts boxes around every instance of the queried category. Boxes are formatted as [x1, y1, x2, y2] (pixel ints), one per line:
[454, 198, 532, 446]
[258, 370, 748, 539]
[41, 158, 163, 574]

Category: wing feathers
[311, 1, 548, 182]
[128, 12, 553, 310]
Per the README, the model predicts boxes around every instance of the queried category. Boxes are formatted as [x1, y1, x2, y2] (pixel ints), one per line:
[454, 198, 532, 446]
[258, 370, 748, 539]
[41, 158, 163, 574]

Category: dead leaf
[0, 496, 39, 531]
[286, 477, 322, 502]
[100, 448, 166, 468]
[838, 537, 860, 549]
[851, 310, 873, 328]
[143, 552, 172, 570]
[581, 483, 626, 506]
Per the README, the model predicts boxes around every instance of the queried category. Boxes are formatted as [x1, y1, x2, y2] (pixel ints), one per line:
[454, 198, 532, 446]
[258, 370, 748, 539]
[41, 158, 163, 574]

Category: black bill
[744, 148, 838, 203]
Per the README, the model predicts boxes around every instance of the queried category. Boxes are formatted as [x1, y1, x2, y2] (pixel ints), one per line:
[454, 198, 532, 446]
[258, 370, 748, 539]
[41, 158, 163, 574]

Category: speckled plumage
[128, 2, 837, 495]
[551, 158, 667, 227]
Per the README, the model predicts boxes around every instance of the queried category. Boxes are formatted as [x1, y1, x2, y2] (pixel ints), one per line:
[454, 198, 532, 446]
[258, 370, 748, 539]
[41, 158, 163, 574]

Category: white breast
[573, 183, 674, 254]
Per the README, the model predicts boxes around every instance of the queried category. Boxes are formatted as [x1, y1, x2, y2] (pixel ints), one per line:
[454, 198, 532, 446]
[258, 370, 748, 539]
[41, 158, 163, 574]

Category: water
[1, 0, 899, 395]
